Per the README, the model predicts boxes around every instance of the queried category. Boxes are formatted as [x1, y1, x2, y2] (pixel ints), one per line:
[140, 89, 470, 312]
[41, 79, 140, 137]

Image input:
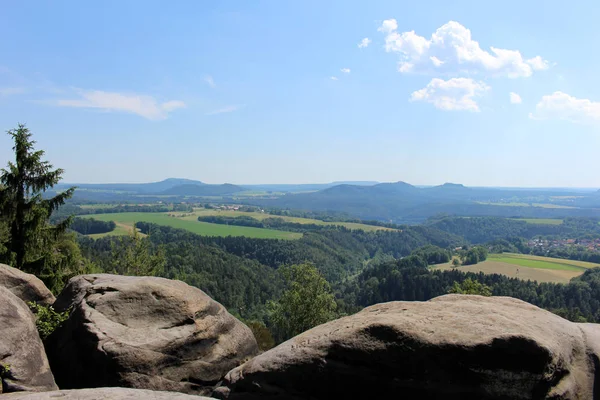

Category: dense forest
[428, 216, 600, 243]
[70, 218, 116, 235]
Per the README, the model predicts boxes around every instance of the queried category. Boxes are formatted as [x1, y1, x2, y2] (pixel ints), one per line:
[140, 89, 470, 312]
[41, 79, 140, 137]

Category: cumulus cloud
[378, 19, 549, 78]
[510, 92, 522, 104]
[330, 76, 339, 81]
[206, 104, 244, 116]
[410, 78, 490, 112]
[341, 68, 351, 74]
[204, 75, 216, 88]
[358, 38, 372, 48]
[529, 91, 600, 124]
[55, 90, 185, 120]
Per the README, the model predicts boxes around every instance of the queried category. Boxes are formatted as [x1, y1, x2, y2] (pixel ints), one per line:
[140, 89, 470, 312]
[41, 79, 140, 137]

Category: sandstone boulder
[0, 264, 55, 306]
[46, 274, 258, 395]
[0, 286, 57, 393]
[220, 295, 600, 400]
[1, 387, 216, 399]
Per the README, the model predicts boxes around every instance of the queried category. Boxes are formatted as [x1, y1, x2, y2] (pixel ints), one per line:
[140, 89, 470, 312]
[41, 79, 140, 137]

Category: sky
[1, 0, 599, 187]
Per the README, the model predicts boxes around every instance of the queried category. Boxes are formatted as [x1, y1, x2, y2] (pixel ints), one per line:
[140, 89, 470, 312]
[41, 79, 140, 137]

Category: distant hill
[247, 182, 600, 223]
[58, 178, 205, 194]
[161, 183, 244, 196]
[244, 181, 379, 193]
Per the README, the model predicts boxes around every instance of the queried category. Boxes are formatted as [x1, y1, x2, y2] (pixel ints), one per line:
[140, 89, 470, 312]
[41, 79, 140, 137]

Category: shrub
[27, 302, 70, 340]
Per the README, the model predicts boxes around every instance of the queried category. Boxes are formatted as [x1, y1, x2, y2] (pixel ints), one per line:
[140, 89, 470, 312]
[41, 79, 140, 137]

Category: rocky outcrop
[219, 295, 600, 400]
[1, 387, 216, 399]
[0, 286, 57, 393]
[0, 264, 55, 306]
[45, 274, 258, 396]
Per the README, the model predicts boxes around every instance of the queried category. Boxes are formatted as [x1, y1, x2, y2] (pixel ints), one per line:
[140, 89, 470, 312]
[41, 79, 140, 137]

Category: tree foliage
[268, 263, 337, 341]
[448, 278, 492, 296]
[110, 226, 166, 276]
[0, 124, 89, 292]
[28, 301, 70, 339]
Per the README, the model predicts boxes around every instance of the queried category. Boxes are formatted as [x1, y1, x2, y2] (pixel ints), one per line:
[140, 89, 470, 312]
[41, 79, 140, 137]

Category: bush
[27, 302, 70, 340]
[245, 320, 275, 351]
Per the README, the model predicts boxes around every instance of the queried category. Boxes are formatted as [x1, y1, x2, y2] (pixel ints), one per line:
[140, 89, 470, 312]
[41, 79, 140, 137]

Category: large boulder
[219, 295, 600, 400]
[0, 264, 55, 306]
[0, 286, 57, 393]
[45, 274, 258, 396]
[1, 387, 216, 399]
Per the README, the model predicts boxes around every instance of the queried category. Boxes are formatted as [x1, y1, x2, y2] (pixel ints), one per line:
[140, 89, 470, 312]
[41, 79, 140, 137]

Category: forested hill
[247, 182, 600, 223]
[428, 216, 600, 243]
[55, 178, 206, 194]
[77, 223, 462, 319]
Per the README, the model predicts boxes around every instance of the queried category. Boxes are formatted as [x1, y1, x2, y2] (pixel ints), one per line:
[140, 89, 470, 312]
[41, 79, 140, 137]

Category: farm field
[84, 212, 302, 240]
[510, 218, 564, 225]
[432, 253, 599, 283]
[87, 222, 144, 239]
[478, 202, 576, 209]
[173, 209, 395, 232]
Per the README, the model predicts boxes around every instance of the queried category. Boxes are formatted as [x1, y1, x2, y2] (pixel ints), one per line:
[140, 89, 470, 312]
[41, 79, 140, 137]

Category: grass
[488, 253, 599, 270]
[84, 212, 302, 240]
[178, 209, 396, 232]
[432, 253, 599, 284]
[509, 218, 564, 225]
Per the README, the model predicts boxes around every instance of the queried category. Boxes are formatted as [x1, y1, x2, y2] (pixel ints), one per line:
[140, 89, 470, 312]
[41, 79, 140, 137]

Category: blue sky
[1, 0, 599, 187]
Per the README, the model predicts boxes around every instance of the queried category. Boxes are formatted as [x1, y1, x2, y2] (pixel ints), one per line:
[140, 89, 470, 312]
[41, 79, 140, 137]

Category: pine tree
[0, 124, 75, 274]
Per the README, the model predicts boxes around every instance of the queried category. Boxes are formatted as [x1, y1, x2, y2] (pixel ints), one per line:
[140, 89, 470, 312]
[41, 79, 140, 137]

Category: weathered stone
[1, 387, 216, 399]
[221, 295, 600, 400]
[46, 274, 258, 396]
[0, 264, 55, 306]
[0, 286, 57, 393]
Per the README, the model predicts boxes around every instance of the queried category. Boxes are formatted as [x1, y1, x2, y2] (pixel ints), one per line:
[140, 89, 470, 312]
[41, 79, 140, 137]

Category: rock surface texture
[45, 274, 258, 396]
[219, 295, 600, 400]
[0, 286, 57, 393]
[1, 387, 216, 399]
[0, 264, 55, 306]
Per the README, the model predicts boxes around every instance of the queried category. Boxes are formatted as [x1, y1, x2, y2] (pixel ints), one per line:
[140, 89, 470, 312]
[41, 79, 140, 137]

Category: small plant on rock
[27, 302, 70, 340]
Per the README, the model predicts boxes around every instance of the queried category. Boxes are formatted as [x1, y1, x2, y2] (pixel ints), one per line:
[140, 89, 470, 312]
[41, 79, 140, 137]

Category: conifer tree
[0, 124, 75, 274]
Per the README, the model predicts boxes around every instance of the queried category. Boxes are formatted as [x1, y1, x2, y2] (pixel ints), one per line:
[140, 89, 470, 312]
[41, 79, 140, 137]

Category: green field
[509, 218, 564, 225]
[433, 253, 599, 283]
[178, 209, 395, 232]
[85, 212, 302, 240]
[487, 253, 593, 272]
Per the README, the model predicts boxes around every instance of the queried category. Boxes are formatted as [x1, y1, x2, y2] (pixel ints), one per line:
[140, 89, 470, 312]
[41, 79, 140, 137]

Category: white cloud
[330, 76, 339, 81]
[204, 75, 216, 88]
[206, 105, 243, 116]
[0, 87, 25, 96]
[358, 38, 372, 48]
[341, 68, 351, 74]
[410, 77, 490, 112]
[55, 90, 185, 120]
[510, 92, 522, 104]
[378, 19, 549, 78]
[529, 91, 600, 124]
[430, 56, 444, 67]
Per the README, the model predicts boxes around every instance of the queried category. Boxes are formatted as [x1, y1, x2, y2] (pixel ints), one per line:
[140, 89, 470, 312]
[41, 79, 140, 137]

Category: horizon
[59, 176, 599, 190]
[2, 0, 600, 187]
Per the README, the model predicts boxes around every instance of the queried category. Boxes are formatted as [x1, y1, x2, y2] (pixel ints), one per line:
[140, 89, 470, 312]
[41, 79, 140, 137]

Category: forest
[3, 125, 600, 347]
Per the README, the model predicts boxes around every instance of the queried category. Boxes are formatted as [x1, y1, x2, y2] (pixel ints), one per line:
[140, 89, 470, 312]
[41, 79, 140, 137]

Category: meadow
[84, 212, 302, 240]
[432, 253, 599, 284]
[175, 208, 396, 232]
